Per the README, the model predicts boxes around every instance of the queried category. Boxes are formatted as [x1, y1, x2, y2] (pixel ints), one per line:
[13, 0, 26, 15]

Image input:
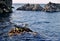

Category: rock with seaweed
[16, 4, 43, 11]
[44, 2, 60, 12]
[8, 24, 37, 36]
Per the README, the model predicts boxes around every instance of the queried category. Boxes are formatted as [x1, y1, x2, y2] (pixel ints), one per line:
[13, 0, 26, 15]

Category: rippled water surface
[0, 4, 60, 41]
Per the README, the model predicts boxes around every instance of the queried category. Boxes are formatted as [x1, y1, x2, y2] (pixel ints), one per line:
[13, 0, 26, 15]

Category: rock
[8, 24, 33, 36]
[11, 6, 14, 8]
[0, 8, 3, 13]
[8, 27, 33, 36]
[14, 25, 33, 32]
[0, 1, 12, 13]
[44, 2, 60, 12]
[17, 4, 43, 11]
[32, 4, 43, 11]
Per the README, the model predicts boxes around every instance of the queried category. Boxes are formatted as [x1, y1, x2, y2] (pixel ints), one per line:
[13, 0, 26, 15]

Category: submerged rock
[0, 1, 12, 13]
[16, 4, 43, 11]
[44, 2, 60, 12]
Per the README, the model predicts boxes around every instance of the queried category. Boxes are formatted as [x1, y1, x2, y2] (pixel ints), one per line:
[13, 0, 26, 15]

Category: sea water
[0, 4, 60, 41]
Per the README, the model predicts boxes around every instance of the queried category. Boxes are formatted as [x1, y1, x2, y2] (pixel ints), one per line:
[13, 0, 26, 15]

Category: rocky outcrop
[44, 2, 60, 12]
[17, 4, 43, 11]
[17, 2, 60, 12]
[0, 1, 12, 13]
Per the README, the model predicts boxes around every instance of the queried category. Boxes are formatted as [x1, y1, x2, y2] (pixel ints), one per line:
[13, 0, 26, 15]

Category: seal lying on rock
[8, 24, 37, 36]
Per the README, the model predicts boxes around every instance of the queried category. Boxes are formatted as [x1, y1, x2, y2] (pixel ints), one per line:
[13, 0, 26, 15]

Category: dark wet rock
[0, 1, 12, 13]
[44, 2, 60, 12]
[16, 4, 43, 11]
[8, 27, 34, 36]
[11, 6, 14, 8]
